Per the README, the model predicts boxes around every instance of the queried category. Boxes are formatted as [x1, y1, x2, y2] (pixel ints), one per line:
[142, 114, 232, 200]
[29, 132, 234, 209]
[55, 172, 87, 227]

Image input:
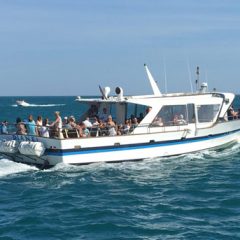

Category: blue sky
[0, 0, 240, 95]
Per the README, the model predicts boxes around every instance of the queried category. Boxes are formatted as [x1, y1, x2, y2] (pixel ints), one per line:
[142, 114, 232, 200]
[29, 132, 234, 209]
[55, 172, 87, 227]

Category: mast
[195, 66, 200, 91]
[144, 64, 162, 96]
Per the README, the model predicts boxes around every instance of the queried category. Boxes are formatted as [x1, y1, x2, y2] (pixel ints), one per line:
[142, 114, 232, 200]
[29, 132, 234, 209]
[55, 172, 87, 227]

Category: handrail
[1, 116, 239, 139]
[0, 121, 189, 139]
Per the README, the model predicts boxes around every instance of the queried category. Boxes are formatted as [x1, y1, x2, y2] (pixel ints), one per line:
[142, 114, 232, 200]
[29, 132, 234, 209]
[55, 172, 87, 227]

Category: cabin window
[126, 103, 148, 122]
[197, 104, 220, 123]
[152, 105, 187, 126]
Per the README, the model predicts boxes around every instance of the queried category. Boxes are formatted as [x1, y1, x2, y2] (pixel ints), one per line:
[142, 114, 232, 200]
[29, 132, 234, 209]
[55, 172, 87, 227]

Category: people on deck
[16, 117, 26, 135]
[87, 104, 98, 117]
[106, 115, 116, 136]
[177, 114, 187, 125]
[36, 116, 43, 127]
[173, 114, 179, 125]
[123, 119, 131, 134]
[63, 116, 69, 125]
[152, 117, 164, 127]
[36, 116, 43, 135]
[227, 106, 238, 120]
[39, 118, 50, 138]
[83, 117, 93, 128]
[50, 111, 63, 138]
[98, 120, 107, 136]
[130, 117, 138, 131]
[79, 123, 90, 137]
[26, 115, 37, 135]
[0, 121, 8, 134]
[92, 116, 100, 127]
[64, 117, 73, 130]
[99, 108, 108, 122]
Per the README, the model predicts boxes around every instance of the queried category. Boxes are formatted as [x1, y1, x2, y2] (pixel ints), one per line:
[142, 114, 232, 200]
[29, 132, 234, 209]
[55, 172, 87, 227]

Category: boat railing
[1, 115, 239, 139]
[0, 120, 188, 139]
[226, 115, 240, 121]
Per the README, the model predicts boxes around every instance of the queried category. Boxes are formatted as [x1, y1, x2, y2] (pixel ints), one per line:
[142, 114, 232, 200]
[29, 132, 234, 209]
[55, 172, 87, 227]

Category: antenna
[205, 69, 209, 89]
[163, 59, 168, 93]
[144, 64, 162, 96]
[195, 66, 200, 91]
[187, 60, 193, 93]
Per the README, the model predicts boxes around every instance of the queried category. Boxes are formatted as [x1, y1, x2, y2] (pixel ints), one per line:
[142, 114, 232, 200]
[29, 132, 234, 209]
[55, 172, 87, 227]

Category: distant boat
[16, 100, 30, 107]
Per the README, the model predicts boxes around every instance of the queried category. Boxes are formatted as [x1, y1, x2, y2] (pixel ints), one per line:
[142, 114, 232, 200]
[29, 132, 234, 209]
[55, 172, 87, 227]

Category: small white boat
[16, 100, 30, 107]
[1, 64, 240, 168]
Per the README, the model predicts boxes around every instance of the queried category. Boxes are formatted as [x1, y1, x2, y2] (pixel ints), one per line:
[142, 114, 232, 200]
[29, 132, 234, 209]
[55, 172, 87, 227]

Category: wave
[0, 158, 37, 178]
[0, 143, 239, 180]
[11, 104, 66, 107]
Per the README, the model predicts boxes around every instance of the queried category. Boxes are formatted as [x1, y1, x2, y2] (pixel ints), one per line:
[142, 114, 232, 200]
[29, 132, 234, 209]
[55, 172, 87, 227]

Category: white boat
[1, 65, 240, 168]
[16, 100, 30, 107]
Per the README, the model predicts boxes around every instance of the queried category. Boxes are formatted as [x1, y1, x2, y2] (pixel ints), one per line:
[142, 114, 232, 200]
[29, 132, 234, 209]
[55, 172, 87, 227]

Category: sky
[0, 0, 240, 96]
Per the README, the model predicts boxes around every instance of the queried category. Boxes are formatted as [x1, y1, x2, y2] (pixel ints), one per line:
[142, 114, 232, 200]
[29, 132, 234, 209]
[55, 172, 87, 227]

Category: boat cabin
[76, 87, 235, 136]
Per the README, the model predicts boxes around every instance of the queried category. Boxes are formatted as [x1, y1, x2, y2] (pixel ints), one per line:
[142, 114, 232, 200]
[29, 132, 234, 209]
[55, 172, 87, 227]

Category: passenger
[64, 117, 73, 130]
[130, 117, 138, 131]
[227, 106, 238, 120]
[92, 116, 100, 127]
[70, 115, 76, 123]
[106, 115, 116, 136]
[50, 111, 63, 138]
[99, 108, 108, 122]
[36, 116, 43, 136]
[80, 123, 90, 137]
[117, 124, 123, 135]
[130, 114, 135, 123]
[63, 116, 68, 125]
[26, 115, 37, 135]
[153, 117, 164, 126]
[36, 116, 43, 126]
[98, 120, 107, 136]
[173, 114, 179, 125]
[68, 117, 80, 130]
[16, 117, 26, 135]
[83, 117, 93, 128]
[88, 104, 98, 117]
[123, 119, 131, 134]
[177, 114, 187, 125]
[39, 118, 50, 138]
[0, 120, 8, 134]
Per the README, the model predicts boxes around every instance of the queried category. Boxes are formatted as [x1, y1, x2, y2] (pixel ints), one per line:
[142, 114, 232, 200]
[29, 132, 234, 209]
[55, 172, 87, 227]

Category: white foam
[11, 104, 66, 107]
[0, 158, 37, 178]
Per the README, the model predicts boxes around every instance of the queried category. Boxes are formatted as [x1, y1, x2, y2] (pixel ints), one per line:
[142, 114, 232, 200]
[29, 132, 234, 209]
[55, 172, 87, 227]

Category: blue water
[0, 96, 240, 240]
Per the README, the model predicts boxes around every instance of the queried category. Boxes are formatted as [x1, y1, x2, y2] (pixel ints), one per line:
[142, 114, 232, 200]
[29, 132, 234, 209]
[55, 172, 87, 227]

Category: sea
[0, 96, 240, 240]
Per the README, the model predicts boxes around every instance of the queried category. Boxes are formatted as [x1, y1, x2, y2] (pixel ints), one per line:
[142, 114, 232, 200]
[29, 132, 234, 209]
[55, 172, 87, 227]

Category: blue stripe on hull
[46, 128, 240, 157]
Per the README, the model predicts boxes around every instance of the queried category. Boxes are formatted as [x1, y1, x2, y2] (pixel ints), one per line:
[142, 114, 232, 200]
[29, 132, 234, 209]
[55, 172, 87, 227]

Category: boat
[0, 64, 240, 168]
[16, 100, 30, 107]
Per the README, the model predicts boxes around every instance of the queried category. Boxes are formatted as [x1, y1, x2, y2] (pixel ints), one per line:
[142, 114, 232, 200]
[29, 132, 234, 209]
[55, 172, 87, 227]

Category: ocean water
[0, 96, 240, 240]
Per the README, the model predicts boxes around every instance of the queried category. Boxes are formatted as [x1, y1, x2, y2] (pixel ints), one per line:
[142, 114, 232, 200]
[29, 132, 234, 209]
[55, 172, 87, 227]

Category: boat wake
[0, 143, 239, 179]
[11, 104, 66, 107]
[44, 142, 240, 175]
[0, 158, 37, 178]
